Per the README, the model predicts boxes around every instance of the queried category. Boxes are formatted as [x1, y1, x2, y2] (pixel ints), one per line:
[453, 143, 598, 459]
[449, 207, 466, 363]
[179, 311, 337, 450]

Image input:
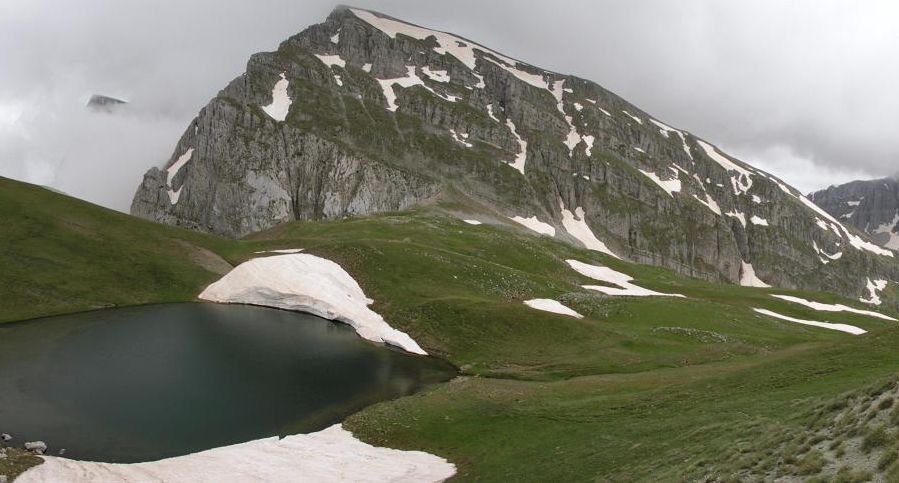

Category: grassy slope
[0, 177, 232, 323]
[245, 210, 899, 481]
[4, 178, 899, 481]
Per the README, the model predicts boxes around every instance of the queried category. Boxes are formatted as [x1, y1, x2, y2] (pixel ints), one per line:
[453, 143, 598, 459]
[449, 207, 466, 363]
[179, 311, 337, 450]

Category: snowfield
[524, 298, 584, 318]
[693, 193, 722, 216]
[639, 167, 682, 197]
[261, 73, 292, 122]
[695, 139, 754, 195]
[165, 148, 194, 204]
[770, 294, 896, 321]
[377, 66, 458, 112]
[740, 261, 770, 288]
[350, 8, 553, 93]
[860, 278, 890, 306]
[560, 204, 619, 259]
[510, 215, 556, 236]
[18, 424, 456, 483]
[505, 118, 528, 174]
[753, 308, 866, 335]
[567, 259, 684, 297]
[198, 253, 427, 355]
[315, 54, 346, 68]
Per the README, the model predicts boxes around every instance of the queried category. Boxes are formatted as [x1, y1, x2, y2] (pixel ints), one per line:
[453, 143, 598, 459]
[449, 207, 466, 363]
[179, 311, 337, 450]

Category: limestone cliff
[131, 7, 899, 301]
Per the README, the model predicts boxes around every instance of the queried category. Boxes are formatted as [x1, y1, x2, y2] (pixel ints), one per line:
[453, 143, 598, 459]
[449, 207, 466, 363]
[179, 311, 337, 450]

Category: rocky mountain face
[810, 177, 899, 251]
[131, 7, 898, 302]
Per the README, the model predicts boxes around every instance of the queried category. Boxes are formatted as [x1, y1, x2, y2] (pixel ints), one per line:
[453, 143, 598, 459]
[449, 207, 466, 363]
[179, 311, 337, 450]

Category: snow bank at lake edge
[18, 424, 456, 483]
[198, 253, 426, 355]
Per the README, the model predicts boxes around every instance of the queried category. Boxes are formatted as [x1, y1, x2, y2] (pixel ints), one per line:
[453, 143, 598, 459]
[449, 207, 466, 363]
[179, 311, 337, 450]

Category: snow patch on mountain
[486, 104, 500, 122]
[449, 129, 472, 148]
[350, 9, 555, 96]
[771, 294, 896, 321]
[621, 110, 643, 125]
[860, 278, 889, 306]
[769, 175, 894, 258]
[560, 203, 619, 259]
[740, 261, 770, 288]
[261, 73, 292, 122]
[582, 135, 595, 157]
[524, 299, 583, 319]
[314, 54, 346, 68]
[510, 215, 555, 236]
[165, 148, 194, 204]
[725, 210, 747, 228]
[750, 215, 769, 226]
[696, 139, 753, 195]
[873, 215, 899, 250]
[505, 118, 527, 174]
[693, 193, 722, 216]
[753, 308, 866, 335]
[567, 259, 684, 297]
[639, 167, 681, 197]
[421, 66, 450, 83]
[812, 241, 843, 264]
[377, 66, 459, 111]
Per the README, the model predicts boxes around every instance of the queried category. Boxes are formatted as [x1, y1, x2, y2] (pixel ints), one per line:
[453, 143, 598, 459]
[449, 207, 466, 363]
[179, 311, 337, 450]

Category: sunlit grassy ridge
[3, 177, 899, 481]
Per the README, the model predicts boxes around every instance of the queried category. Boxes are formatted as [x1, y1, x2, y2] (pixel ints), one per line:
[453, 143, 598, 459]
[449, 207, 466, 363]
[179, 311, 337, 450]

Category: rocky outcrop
[131, 7, 899, 301]
[810, 177, 899, 251]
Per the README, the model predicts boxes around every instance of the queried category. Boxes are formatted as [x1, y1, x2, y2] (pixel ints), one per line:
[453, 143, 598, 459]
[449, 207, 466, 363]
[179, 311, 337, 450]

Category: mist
[1, 0, 897, 210]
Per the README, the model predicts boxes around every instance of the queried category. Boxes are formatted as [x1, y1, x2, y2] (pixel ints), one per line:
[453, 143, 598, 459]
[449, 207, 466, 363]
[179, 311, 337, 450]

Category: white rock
[24, 441, 47, 454]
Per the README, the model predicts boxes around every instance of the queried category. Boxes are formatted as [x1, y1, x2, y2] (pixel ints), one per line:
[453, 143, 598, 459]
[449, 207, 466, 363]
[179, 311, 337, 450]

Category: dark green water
[0, 303, 454, 463]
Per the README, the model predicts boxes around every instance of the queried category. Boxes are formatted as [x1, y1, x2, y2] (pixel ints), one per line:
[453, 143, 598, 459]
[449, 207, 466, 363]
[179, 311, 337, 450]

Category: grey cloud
[1, 0, 897, 209]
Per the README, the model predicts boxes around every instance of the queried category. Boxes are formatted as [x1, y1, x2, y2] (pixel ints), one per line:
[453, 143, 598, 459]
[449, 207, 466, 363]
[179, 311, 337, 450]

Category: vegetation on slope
[3, 178, 899, 481]
[0, 177, 232, 323]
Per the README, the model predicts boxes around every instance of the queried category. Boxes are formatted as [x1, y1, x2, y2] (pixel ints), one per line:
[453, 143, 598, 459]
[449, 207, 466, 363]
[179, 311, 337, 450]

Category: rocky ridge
[810, 177, 899, 252]
[131, 6, 899, 302]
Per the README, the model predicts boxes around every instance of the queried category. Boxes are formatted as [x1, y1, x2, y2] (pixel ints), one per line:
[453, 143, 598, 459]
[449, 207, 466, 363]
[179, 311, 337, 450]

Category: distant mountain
[810, 177, 899, 251]
[130, 6, 898, 300]
[86, 94, 127, 112]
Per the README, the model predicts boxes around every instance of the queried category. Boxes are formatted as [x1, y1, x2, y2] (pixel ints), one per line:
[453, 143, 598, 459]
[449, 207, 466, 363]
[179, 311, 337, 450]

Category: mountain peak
[130, 7, 899, 301]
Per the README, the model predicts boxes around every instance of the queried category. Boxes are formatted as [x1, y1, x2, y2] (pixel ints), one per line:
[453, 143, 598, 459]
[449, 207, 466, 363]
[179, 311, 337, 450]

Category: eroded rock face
[810, 177, 899, 251]
[131, 7, 899, 300]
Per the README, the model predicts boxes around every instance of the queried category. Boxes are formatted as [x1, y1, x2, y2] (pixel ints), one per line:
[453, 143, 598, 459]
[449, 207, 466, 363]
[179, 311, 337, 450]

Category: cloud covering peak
[1, 0, 897, 209]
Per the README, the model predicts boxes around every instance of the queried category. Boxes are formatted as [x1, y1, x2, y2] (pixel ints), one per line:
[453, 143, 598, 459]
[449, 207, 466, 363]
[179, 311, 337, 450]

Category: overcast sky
[1, 0, 897, 211]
